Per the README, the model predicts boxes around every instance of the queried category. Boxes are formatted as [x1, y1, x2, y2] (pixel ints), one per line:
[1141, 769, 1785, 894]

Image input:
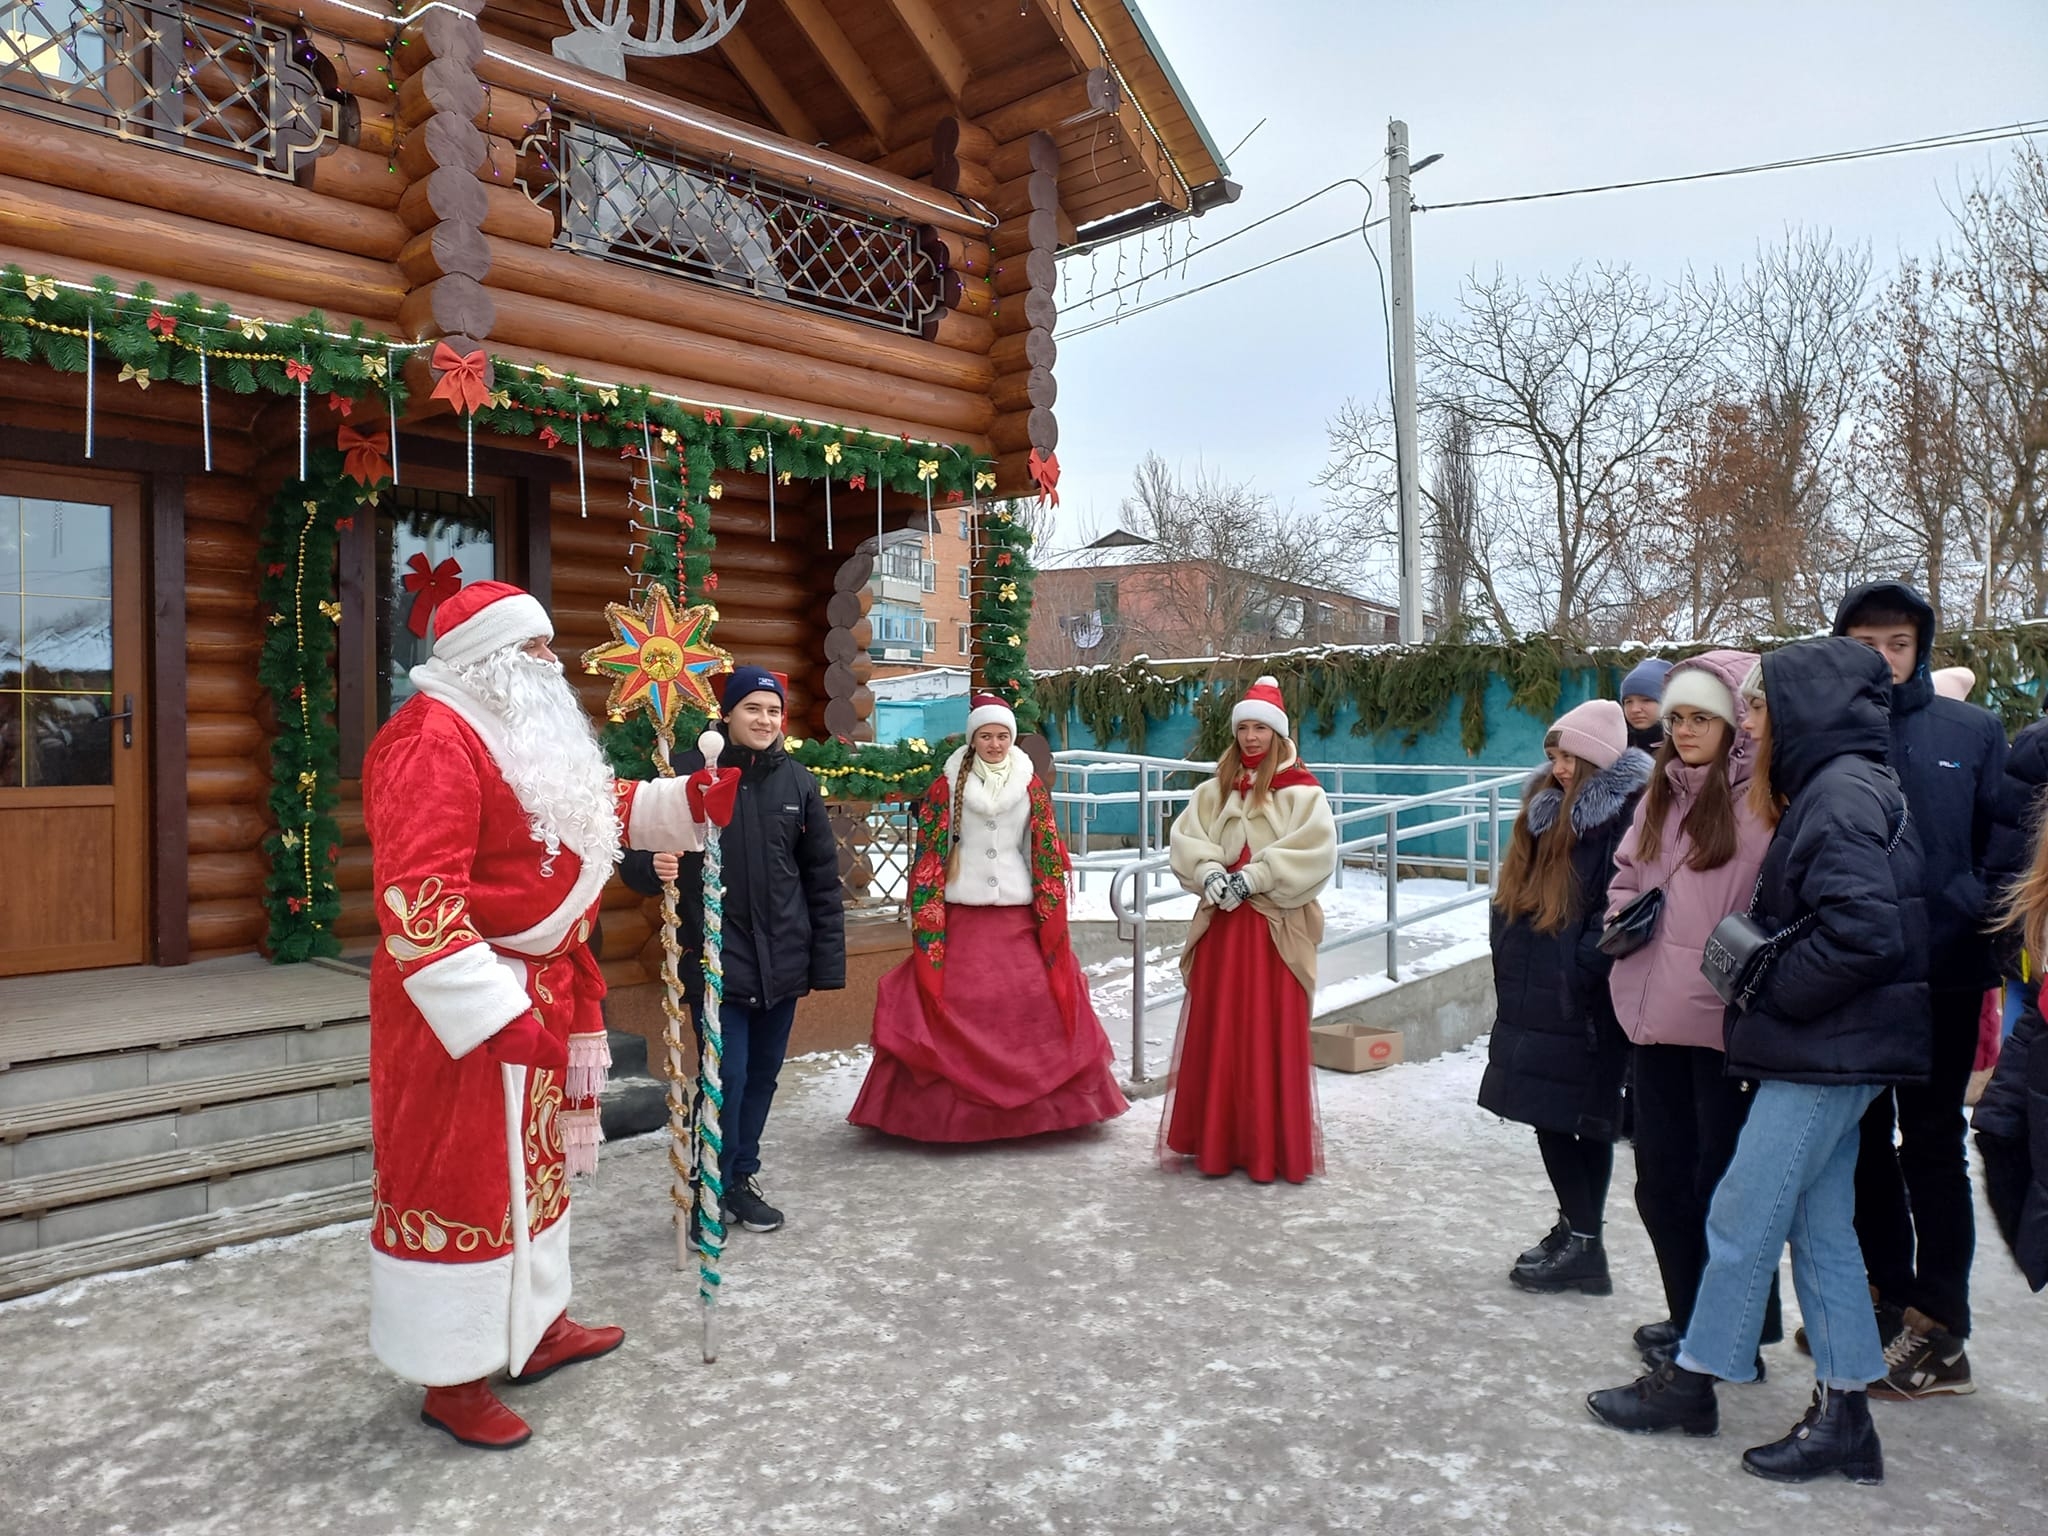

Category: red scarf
[1234, 749, 1320, 796]
[1233, 749, 1266, 795]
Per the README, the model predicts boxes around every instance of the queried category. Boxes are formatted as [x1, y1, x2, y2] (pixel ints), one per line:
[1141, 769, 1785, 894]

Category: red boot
[420, 1380, 531, 1450]
[506, 1313, 626, 1386]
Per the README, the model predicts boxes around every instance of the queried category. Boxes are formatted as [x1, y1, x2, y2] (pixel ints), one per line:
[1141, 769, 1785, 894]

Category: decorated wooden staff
[582, 588, 732, 1361]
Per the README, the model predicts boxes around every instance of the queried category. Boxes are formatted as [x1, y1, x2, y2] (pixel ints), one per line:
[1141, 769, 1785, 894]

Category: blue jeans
[1678, 1080, 1887, 1388]
[693, 998, 799, 1182]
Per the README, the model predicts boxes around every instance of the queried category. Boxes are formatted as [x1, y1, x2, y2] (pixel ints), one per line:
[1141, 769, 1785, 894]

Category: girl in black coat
[1980, 773, 2048, 1293]
[1481, 699, 1651, 1296]
[1589, 638, 1931, 1486]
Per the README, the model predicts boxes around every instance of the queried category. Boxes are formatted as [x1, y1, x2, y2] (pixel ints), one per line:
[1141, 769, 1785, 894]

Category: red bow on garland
[1027, 447, 1060, 507]
[338, 424, 391, 485]
[429, 341, 490, 415]
[402, 553, 464, 638]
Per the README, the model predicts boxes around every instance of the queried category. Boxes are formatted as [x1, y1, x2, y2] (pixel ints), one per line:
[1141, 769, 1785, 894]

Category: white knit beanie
[1660, 666, 1739, 729]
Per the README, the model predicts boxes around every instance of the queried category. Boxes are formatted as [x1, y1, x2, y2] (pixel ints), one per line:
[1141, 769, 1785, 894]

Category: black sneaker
[1517, 1217, 1571, 1271]
[723, 1175, 785, 1233]
[1868, 1308, 1974, 1399]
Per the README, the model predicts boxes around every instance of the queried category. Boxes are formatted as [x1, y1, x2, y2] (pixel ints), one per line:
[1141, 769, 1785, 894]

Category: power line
[1416, 117, 2048, 213]
[1064, 178, 1373, 313]
[1060, 220, 1382, 340]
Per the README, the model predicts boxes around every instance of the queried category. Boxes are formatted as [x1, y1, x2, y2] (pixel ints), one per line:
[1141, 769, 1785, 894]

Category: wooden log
[398, 224, 493, 286]
[479, 183, 556, 245]
[185, 615, 260, 664]
[188, 715, 265, 759]
[186, 581, 257, 620]
[824, 660, 865, 699]
[993, 209, 1060, 259]
[184, 522, 258, 573]
[394, 7, 485, 75]
[834, 553, 876, 591]
[993, 248, 1058, 300]
[397, 166, 489, 234]
[990, 367, 1056, 413]
[189, 803, 268, 855]
[397, 274, 496, 343]
[980, 71, 1119, 144]
[1, 115, 411, 264]
[992, 289, 1058, 339]
[699, 540, 815, 579]
[298, 145, 406, 212]
[934, 156, 996, 204]
[990, 327, 1056, 374]
[0, 180, 406, 321]
[352, 101, 400, 159]
[849, 619, 872, 650]
[991, 408, 1058, 456]
[988, 131, 1061, 184]
[255, 0, 411, 47]
[932, 118, 998, 166]
[708, 615, 812, 649]
[395, 114, 489, 183]
[189, 759, 269, 806]
[485, 289, 995, 437]
[478, 86, 552, 142]
[189, 901, 267, 954]
[481, 239, 996, 390]
[826, 592, 869, 628]
[397, 60, 487, 131]
[295, 32, 394, 101]
[823, 697, 861, 739]
[919, 228, 993, 280]
[187, 667, 260, 717]
[942, 271, 992, 319]
[926, 306, 996, 356]
[187, 852, 267, 903]
[473, 38, 992, 236]
[823, 628, 862, 665]
[988, 170, 1061, 221]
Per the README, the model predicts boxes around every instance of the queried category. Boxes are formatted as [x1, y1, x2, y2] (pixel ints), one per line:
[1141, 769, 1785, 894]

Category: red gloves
[686, 767, 741, 828]
[485, 1011, 568, 1072]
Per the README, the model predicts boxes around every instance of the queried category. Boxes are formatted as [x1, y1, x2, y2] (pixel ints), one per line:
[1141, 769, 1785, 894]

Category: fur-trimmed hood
[1524, 747, 1654, 838]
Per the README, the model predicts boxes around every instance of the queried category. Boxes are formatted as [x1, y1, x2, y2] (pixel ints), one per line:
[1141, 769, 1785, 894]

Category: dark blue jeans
[693, 997, 798, 1183]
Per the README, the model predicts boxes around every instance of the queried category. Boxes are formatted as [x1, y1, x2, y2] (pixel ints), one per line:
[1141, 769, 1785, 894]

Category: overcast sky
[1046, 0, 2048, 585]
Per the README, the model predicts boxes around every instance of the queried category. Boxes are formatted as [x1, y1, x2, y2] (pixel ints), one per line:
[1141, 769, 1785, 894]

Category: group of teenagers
[1482, 580, 2048, 1487]
[645, 590, 2048, 1491]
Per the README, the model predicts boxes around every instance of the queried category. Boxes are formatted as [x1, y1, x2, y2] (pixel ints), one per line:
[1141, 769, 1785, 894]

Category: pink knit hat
[1548, 698, 1627, 772]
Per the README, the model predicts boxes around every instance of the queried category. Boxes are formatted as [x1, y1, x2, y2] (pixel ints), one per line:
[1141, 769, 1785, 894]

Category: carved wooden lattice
[0, 0, 335, 176]
[520, 113, 944, 334]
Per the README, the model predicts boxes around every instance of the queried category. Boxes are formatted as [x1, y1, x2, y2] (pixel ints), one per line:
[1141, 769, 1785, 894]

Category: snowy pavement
[2, 1045, 2045, 1535]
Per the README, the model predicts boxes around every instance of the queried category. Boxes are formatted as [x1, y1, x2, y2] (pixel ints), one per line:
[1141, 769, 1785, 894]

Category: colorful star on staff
[581, 586, 731, 733]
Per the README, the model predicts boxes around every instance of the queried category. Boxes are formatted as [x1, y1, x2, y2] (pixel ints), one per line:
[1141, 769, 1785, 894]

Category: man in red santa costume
[361, 579, 732, 1451]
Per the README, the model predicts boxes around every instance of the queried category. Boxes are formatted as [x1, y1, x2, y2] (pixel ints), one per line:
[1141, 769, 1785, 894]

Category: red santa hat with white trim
[1231, 675, 1290, 738]
[428, 580, 553, 668]
[965, 691, 1017, 737]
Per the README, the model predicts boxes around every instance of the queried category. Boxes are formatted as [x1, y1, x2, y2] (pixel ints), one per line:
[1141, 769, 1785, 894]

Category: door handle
[103, 694, 135, 749]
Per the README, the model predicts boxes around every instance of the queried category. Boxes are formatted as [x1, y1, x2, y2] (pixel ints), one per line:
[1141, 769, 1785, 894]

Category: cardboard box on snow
[1310, 1022, 1404, 1073]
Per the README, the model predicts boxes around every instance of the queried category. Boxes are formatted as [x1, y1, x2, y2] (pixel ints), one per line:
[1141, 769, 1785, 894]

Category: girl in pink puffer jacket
[1605, 649, 1782, 1372]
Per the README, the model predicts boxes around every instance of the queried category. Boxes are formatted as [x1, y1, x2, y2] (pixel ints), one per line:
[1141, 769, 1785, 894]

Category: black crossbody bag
[1598, 887, 1665, 959]
[1702, 807, 1911, 1010]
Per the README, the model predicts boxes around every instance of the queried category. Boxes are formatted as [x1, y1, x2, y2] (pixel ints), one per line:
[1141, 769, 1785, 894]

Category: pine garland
[787, 732, 960, 802]
[256, 452, 363, 960]
[975, 498, 1041, 732]
[1037, 626, 2048, 759]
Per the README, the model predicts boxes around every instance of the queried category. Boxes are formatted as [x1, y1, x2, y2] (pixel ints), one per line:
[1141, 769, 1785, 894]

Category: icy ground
[2, 1046, 2045, 1536]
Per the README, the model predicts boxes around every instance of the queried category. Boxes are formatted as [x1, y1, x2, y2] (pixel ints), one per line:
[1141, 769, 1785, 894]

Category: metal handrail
[1088, 755, 1522, 1083]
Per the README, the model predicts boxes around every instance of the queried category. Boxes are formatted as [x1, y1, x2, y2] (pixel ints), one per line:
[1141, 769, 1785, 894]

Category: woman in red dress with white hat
[849, 693, 1127, 1141]
[1162, 676, 1338, 1184]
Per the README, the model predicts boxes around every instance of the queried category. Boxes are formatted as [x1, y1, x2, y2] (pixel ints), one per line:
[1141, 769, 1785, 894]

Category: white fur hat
[1661, 666, 1739, 728]
[964, 691, 1017, 737]
[1231, 675, 1289, 738]
[429, 580, 552, 668]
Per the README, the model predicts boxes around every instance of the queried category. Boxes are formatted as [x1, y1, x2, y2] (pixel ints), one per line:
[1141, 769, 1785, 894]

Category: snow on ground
[3, 1044, 2045, 1534]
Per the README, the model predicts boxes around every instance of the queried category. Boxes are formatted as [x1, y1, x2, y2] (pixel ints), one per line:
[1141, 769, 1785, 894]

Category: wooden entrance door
[0, 470, 149, 975]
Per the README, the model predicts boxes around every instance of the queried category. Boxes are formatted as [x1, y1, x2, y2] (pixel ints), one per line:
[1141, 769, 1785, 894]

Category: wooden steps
[0, 1120, 371, 1221]
[0, 1183, 372, 1303]
[0, 1057, 370, 1143]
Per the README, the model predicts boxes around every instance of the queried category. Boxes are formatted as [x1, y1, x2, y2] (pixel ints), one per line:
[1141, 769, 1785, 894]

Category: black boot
[1511, 1234, 1611, 1295]
[1587, 1361, 1718, 1436]
[1516, 1217, 1571, 1270]
[1742, 1389, 1883, 1485]
[1632, 1319, 1681, 1361]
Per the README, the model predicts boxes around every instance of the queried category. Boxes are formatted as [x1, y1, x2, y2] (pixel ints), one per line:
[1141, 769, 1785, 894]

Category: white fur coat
[941, 744, 1036, 907]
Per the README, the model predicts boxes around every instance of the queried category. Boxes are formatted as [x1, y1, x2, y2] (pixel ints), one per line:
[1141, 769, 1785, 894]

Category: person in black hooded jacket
[1832, 581, 2005, 1396]
[620, 665, 845, 1234]
[1588, 638, 1930, 1485]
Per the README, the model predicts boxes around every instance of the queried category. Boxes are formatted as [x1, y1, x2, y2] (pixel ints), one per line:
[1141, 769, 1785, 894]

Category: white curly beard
[446, 646, 622, 875]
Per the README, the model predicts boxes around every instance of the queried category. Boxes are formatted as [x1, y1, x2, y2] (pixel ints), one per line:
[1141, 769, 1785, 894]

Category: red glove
[686, 767, 741, 828]
[484, 1011, 568, 1072]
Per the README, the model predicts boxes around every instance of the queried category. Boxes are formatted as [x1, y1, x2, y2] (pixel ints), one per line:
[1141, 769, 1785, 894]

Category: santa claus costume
[361, 581, 723, 1450]
[1161, 678, 1337, 1184]
[848, 694, 1127, 1141]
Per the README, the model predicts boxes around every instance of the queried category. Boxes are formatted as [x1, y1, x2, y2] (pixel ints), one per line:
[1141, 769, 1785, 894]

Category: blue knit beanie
[721, 664, 787, 712]
[1619, 658, 1673, 702]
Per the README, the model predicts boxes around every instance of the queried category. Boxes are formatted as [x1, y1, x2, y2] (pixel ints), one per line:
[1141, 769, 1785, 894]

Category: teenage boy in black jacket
[621, 665, 845, 1234]
[1834, 582, 2007, 1397]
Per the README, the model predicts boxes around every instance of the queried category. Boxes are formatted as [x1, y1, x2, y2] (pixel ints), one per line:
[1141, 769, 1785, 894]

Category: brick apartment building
[866, 508, 981, 679]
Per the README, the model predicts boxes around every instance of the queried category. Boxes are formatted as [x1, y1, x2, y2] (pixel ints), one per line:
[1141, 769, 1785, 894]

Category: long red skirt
[1159, 902, 1323, 1184]
[849, 903, 1128, 1143]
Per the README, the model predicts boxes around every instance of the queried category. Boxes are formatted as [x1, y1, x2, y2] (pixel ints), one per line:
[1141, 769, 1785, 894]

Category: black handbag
[1598, 887, 1665, 958]
[1703, 807, 1911, 1009]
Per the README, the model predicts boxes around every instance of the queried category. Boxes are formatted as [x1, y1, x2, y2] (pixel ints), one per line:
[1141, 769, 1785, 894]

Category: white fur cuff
[400, 943, 534, 1058]
[624, 776, 706, 853]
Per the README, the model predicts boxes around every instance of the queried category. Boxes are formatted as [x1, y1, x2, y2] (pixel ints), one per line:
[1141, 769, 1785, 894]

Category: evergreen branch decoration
[975, 499, 1040, 732]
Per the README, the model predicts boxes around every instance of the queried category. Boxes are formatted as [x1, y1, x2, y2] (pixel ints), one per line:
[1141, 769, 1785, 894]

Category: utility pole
[1386, 119, 1425, 645]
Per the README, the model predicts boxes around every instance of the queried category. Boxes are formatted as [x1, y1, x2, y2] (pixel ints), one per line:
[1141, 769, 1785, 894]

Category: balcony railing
[0, 0, 336, 177]
[519, 111, 945, 334]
